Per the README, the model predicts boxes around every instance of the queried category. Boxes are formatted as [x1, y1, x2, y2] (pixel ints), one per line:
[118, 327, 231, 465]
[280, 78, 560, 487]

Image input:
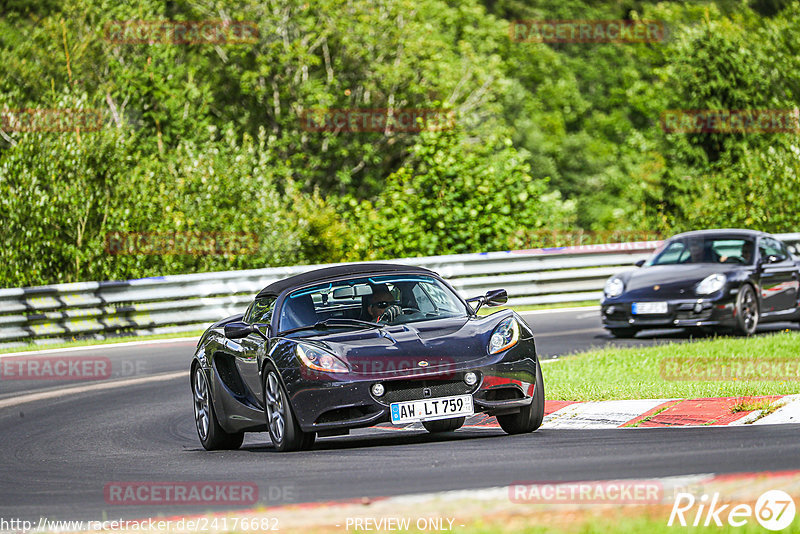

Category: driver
[366, 284, 403, 323]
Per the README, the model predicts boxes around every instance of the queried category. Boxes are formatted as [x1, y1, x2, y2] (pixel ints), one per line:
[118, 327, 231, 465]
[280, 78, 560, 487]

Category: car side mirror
[224, 322, 269, 340]
[224, 321, 254, 339]
[760, 254, 786, 265]
[485, 289, 508, 307]
[467, 289, 508, 313]
[634, 259, 646, 267]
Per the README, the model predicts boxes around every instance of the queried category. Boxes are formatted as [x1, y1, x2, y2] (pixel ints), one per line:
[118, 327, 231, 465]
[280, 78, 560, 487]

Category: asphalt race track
[1, 308, 799, 521]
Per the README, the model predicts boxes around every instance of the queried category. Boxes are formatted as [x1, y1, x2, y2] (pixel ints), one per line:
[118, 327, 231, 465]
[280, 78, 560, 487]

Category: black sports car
[191, 263, 544, 451]
[601, 229, 800, 337]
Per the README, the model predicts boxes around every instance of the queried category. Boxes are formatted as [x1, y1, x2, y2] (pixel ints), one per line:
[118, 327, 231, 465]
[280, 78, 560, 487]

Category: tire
[422, 417, 466, 433]
[192, 365, 245, 451]
[497, 362, 545, 434]
[262, 364, 314, 452]
[608, 327, 638, 338]
[735, 284, 759, 336]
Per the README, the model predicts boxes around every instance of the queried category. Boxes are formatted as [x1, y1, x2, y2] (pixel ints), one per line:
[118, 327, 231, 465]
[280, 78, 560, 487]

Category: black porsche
[191, 263, 544, 451]
[601, 229, 800, 337]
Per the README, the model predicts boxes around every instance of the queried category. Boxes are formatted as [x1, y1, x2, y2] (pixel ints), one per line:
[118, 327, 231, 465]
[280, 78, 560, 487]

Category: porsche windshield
[648, 237, 755, 266]
[278, 274, 469, 332]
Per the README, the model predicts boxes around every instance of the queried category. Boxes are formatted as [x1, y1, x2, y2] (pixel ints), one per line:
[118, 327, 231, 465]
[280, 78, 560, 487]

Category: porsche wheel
[735, 284, 759, 336]
[263, 365, 314, 452]
[422, 417, 465, 433]
[497, 362, 545, 434]
[192, 365, 244, 451]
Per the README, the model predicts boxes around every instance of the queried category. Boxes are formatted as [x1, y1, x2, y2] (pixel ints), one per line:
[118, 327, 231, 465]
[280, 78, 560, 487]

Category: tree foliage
[1, 0, 800, 287]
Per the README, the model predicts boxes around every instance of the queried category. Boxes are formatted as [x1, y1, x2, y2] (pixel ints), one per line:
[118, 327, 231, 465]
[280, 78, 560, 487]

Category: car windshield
[278, 274, 469, 333]
[647, 237, 755, 266]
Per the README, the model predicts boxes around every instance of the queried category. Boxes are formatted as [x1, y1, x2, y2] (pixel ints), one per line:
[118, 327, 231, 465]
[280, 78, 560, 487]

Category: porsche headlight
[296, 344, 349, 373]
[604, 277, 625, 298]
[696, 273, 726, 295]
[489, 317, 520, 354]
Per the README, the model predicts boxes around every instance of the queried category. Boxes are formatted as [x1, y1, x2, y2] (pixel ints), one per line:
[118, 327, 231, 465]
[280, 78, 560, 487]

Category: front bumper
[285, 347, 539, 433]
[601, 294, 737, 330]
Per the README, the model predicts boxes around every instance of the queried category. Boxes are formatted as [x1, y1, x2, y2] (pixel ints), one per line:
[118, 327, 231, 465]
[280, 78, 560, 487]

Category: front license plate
[390, 394, 474, 425]
[632, 301, 668, 315]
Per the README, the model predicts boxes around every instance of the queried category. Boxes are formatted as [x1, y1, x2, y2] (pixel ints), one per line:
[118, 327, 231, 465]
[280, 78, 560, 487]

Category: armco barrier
[1, 234, 798, 347]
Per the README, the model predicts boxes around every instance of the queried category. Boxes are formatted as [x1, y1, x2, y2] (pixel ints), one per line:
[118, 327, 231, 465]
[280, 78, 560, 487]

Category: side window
[412, 285, 435, 313]
[653, 241, 689, 264]
[242, 301, 255, 323]
[759, 238, 786, 261]
[248, 297, 276, 325]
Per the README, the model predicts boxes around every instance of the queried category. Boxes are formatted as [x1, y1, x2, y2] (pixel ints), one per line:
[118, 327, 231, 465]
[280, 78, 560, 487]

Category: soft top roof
[256, 263, 436, 298]
[669, 229, 768, 240]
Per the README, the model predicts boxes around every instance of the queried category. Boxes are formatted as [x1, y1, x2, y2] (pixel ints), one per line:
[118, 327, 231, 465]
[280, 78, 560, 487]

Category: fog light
[371, 383, 385, 397]
[464, 372, 478, 386]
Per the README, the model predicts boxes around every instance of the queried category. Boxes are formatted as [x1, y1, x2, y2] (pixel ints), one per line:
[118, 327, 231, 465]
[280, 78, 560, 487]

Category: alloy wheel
[739, 286, 759, 335]
[264, 372, 286, 444]
[193, 367, 210, 441]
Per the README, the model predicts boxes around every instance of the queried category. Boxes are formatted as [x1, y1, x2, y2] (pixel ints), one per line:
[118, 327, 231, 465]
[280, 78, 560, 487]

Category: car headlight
[604, 277, 625, 298]
[696, 273, 726, 295]
[489, 317, 520, 354]
[296, 343, 349, 373]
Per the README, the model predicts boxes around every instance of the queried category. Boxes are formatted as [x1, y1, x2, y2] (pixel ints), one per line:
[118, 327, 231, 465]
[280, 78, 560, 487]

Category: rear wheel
[735, 284, 759, 336]
[263, 365, 315, 452]
[497, 362, 545, 434]
[608, 327, 638, 338]
[422, 417, 465, 433]
[192, 365, 244, 451]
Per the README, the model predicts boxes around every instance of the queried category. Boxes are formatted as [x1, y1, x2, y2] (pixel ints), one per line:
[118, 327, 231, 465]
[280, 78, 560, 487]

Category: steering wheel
[402, 307, 421, 315]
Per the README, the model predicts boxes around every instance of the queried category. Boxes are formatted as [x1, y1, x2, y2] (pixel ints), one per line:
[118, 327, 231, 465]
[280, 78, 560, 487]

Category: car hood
[619, 264, 740, 296]
[293, 315, 503, 376]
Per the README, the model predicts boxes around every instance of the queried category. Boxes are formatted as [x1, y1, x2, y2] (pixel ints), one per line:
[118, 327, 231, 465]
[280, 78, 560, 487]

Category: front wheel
[263, 365, 315, 452]
[497, 362, 545, 434]
[192, 365, 244, 451]
[735, 284, 759, 336]
[422, 417, 465, 433]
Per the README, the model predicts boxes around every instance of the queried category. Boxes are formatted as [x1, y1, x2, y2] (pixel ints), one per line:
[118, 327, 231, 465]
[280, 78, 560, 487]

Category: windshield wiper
[278, 318, 383, 336]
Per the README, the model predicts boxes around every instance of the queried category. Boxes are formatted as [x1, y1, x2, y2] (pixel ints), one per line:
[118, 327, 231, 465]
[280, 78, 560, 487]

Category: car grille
[675, 310, 713, 321]
[376, 378, 478, 405]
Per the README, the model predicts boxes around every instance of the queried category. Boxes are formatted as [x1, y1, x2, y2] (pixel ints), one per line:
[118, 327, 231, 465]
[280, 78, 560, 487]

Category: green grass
[0, 330, 205, 354]
[433, 511, 792, 534]
[325, 506, 790, 534]
[729, 398, 777, 414]
[542, 330, 800, 401]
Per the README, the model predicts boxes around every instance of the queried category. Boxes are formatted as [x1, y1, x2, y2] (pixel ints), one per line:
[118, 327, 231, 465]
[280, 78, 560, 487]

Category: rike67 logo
[669, 490, 796, 531]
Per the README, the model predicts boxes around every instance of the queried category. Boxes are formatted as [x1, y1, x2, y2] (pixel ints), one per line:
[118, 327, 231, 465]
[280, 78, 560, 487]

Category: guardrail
[2, 234, 798, 347]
